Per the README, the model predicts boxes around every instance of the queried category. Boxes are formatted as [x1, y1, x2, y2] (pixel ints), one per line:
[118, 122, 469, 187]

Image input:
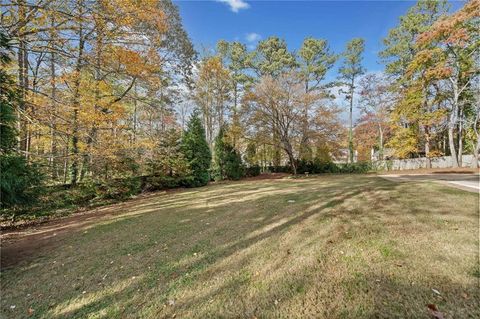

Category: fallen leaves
[427, 304, 444, 319]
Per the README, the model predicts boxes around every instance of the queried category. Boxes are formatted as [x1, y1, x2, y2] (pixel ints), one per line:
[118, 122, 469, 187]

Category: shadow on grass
[1, 176, 478, 318]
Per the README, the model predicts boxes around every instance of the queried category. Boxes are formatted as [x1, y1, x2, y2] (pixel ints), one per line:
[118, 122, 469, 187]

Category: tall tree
[245, 72, 322, 174]
[297, 37, 337, 160]
[414, 0, 479, 167]
[0, 32, 42, 208]
[2, 0, 195, 186]
[213, 125, 243, 180]
[358, 73, 395, 160]
[216, 40, 252, 147]
[181, 111, 212, 187]
[338, 38, 365, 163]
[252, 36, 296, 166]
[194, 56, 231, 148]
[379, 0, 449, 79]
[380, 0, 449, 165]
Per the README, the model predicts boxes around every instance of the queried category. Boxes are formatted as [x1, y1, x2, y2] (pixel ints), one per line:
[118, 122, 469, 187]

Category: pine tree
[1, 32, 43, 209]
[224, 147, 243, 180]
[213, 126, 244, 181]
[181, 111, 212, 187]
[213, 126, 228, 180]
[338, 38, 365, 163]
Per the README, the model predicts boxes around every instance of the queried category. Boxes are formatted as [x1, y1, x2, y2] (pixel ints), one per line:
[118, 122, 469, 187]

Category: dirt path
[0, 192, 167, 269]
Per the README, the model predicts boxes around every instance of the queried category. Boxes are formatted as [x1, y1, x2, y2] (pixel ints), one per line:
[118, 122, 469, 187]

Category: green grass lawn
[1, 175, 479, 318]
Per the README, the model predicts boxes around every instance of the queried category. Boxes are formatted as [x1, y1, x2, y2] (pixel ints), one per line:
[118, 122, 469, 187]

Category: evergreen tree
[213, 126, 244, 181]
[212, 126, 228, 180]
[224, 147, 243, 180]
[181, 110, 211, 187]
[0, 32, 43, 209]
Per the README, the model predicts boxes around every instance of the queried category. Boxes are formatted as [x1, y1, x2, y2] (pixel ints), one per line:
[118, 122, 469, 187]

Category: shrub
[144, 175, 183, 191]
[336, 161, 372, 174]
[267, 165, 292, 173]
[245, 165, 261, 177]
[296, 159, 372, 175]
[0, 155, 44, 209]
[97, 177, 142, 200]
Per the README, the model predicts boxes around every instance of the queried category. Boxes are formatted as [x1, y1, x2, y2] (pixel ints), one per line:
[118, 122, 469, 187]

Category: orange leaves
[417, 0, 479, 48]
[425, 65, 452, 80]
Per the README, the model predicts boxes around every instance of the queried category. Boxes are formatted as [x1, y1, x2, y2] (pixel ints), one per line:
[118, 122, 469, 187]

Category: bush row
[296, 160, 372, 174]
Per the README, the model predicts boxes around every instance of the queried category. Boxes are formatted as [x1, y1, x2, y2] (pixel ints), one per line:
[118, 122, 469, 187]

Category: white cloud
[216, 0, 250, 13]
[245, 32, 261, 43]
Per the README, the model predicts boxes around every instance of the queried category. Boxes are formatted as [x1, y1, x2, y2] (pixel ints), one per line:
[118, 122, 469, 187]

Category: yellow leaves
[386, 125, 419, 159]
[421, 109, 446, 127]
[198, 56, 231, 83]
[101, 0, 167, 34]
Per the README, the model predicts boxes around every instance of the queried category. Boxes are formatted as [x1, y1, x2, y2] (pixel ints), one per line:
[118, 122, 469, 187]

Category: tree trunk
[378, 124, 384, 160]
[348, 77, 354, 163]
[232, 83, 238, 147]
[285, 148, 296, 175]
[424, 126, 431, 169]
[448, 125, 459, 168]
[457, 107, 463, 167]
[81, 29, 103, 181]
[49, 20, 58, 179]
[471, 106, 480, 168]
[132, 83, 138, 145]
[17, 0, 29, 157]
[299, 79, 310, 161]
[448, 75, 461, 168]
[63, 145, 69, 185]
[70, 2, 85, 186]
[472, 136, 479, 168]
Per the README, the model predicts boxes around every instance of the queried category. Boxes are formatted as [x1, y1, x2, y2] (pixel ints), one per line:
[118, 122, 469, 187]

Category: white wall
[374, 155, 477, 170]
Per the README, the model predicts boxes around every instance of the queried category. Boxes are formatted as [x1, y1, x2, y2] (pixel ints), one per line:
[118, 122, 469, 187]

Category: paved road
[379, 173, 479, 193]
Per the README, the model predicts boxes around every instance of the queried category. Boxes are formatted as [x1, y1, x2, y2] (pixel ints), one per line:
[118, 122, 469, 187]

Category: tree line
[360, 0, 479, 167]
[1, 0, 479, 212]
[195, 0, 479, 173]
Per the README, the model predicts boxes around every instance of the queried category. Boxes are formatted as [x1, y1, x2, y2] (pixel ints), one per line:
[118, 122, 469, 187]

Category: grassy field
[1, 175, 479, 318]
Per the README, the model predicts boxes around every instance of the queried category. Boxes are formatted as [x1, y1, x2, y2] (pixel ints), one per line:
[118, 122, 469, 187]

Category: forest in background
[0, 0, 479, 219]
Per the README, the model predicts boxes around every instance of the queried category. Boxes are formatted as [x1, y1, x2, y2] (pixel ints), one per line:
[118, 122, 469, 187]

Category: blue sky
[175, 0, 464, 75]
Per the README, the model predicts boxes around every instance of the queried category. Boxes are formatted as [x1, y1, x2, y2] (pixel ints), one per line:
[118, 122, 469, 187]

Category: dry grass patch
[1, 175, 478, 318]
